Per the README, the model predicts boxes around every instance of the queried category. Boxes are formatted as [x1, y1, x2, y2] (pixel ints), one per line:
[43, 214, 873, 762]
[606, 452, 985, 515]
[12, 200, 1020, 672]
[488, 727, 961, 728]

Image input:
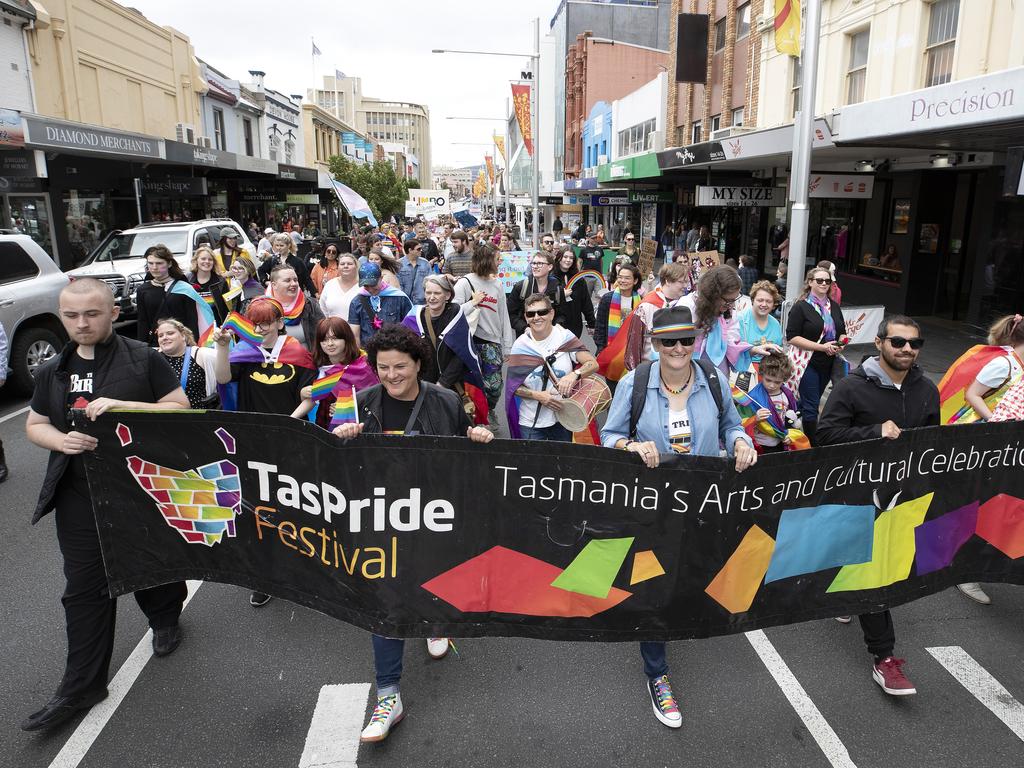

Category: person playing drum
[505, 293, 598, 442]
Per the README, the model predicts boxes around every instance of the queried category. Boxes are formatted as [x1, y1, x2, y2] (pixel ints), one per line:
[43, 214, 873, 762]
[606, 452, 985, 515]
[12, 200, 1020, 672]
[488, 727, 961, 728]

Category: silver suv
[0, 235, 70, 394]
[68, 218, 257, 314]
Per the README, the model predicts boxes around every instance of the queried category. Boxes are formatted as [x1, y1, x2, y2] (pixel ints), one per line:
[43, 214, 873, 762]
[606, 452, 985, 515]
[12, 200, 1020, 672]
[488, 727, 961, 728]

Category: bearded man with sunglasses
[816, 314, 939, 698]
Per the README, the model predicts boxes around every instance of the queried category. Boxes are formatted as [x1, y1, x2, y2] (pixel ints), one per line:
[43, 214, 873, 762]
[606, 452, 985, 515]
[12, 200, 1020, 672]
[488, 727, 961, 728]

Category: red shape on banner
[975, 494, 1024, 558]
[422, 545, 630, 618]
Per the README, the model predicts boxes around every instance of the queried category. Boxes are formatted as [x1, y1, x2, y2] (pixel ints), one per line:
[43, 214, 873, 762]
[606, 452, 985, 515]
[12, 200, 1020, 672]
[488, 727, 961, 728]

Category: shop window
[736, 3, 751, 39]
[212, 108, 226, 151]
[714, 18, 727, 51]
[710, 115, 721, 134]
[846, 29, 870, 105]
[924, 0, 959, 87]
[0, 242, 40, 284]
[243, 118, 254, 156]
[791, 58, 802, 118]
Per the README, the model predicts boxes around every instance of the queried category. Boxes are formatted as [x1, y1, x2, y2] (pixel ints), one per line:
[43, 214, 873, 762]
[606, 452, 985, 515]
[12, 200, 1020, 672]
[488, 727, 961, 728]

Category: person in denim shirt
[348, 263, 413, 347]
[399, 239, 432, 304]
[601, 304, 756, 730]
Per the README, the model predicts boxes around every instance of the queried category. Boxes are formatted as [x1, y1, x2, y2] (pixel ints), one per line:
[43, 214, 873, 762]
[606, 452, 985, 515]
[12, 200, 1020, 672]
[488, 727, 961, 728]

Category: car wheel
[9, 327, 62, 395]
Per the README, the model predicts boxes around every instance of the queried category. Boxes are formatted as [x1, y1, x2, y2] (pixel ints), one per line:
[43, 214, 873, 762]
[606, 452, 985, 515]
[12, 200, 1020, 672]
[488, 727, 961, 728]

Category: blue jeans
[798, 363, 831, 425]
[640, 641, 668, 679]
[520, 423, 572, 442]
[372, 635, 404, 696]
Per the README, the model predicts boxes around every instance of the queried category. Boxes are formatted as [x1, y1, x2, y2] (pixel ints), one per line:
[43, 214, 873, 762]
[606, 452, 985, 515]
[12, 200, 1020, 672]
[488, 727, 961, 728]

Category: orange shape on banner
[705, 525, 775, 614]
[975, 493, 1024, 558]
[630, 550, 666, 585]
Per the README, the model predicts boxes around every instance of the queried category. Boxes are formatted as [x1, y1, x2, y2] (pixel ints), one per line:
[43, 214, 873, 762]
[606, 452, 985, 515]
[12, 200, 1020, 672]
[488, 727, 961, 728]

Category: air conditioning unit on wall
[197, 136, 213, 148]
[175, 123, 195, 144]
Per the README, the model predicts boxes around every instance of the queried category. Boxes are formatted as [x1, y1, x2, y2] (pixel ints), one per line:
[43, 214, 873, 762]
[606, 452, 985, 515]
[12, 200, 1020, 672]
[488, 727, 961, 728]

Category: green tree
[327, 155, 410, 222]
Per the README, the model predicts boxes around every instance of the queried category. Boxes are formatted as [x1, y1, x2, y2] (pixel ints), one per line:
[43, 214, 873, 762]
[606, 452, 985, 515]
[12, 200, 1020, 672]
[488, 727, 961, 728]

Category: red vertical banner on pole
[511, 84, 534, 157]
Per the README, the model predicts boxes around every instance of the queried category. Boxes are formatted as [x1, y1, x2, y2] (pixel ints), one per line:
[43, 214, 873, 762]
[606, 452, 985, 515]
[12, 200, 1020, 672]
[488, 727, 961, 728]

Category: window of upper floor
[924, 0, 960, 88]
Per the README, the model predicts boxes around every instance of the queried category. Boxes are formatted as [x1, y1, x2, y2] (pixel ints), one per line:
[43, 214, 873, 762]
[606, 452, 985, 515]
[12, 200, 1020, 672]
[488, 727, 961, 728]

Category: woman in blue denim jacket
[600, 304, 757, 730]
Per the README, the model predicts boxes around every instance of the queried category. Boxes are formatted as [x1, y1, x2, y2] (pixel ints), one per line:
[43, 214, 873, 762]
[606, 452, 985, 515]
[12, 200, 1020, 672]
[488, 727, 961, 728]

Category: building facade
[1, 1, 35, 112]
[357, 99, 431, 188]
[198, 62, 263, 158]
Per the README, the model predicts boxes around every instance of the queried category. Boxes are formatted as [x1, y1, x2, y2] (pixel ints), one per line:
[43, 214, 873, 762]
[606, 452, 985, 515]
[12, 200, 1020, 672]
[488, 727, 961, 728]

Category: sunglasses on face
[626, 237, 635, 241]
[658, 337, 695, 348]
[542, 240, 554, 245]
[525, 308, 551, 318]
[813, 277, 833, 285]
[882, 336, 925, 350]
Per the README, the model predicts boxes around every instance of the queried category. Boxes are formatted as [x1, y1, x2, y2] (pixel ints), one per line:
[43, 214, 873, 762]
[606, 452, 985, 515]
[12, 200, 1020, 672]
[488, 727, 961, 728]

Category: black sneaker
[20, 689, 108, 731]
[249, 591, 272, 607]
[152, 625, 182, 657]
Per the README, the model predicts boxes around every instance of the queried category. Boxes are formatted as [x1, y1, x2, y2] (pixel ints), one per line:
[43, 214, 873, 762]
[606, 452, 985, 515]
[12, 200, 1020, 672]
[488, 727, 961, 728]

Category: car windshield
[91, 231, 189, 262]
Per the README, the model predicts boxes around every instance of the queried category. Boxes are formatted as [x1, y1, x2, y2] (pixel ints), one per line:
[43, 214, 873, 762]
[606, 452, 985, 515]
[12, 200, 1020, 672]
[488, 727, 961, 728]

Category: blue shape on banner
[764, 504, 875, 583]
[914, 501, 978, 575]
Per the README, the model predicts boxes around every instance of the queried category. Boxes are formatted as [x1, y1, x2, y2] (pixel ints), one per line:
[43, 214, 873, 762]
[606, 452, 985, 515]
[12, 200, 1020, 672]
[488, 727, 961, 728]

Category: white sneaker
[835, 616, 852, 624]
[360, 693, 403, 743]
[426, 637, 449, 659]
[956, 582, 991, 605]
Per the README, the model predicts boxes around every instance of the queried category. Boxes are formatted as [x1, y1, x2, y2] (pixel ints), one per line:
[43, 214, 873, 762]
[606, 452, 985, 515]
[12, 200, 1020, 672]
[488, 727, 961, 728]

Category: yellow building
[26, 0, 205, 138]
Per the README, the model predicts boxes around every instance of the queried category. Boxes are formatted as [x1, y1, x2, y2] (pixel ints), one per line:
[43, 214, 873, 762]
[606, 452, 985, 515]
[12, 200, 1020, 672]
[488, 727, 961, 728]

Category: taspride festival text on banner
[85, 412, 1024, 642]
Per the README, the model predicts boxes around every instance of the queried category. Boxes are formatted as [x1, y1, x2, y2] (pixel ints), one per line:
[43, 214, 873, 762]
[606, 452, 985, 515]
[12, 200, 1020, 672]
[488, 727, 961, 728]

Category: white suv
[68, 219, 257, 314]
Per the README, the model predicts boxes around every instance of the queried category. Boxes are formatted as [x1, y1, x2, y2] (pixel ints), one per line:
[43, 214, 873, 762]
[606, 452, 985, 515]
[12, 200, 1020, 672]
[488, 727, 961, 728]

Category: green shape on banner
[551, 537, 634, 599]
[827, 493, 933, 593]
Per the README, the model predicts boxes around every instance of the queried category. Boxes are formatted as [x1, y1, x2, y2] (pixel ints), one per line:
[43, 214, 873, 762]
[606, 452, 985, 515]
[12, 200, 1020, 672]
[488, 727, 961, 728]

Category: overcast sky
[125, 0, 556, 171]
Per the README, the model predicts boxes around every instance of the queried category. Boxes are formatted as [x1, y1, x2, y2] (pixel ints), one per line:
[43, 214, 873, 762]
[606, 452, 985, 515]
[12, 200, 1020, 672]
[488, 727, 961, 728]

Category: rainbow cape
[329, 386, 359, 429]
[222, 312, 263, 346]
[731, 381, 810, 451]
[565, 269, 606, 293]
[265, 288, 306, 326]
[403, 305, 488, 424]
[597, 290, 666, 382]
[169, 280, 217, 347]
[938, 345, 1023, 425]
[227, 335, 315, 369]
[505, 326, 588, 440]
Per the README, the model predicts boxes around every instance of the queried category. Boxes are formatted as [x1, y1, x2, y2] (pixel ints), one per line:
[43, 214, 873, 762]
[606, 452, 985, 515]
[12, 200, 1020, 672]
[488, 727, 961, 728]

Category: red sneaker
[872, 657, 917, 696]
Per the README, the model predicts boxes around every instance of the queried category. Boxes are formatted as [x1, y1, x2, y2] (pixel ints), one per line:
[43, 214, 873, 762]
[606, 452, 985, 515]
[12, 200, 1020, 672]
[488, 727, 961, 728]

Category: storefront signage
[0, 109, 25, 148]
[839, 67, 1024, 143]
[285, 193, 319, 204]
[590, 195, 629, 206]
[629, 190, 673, 203]
[564, 177, 598, 191]
[656, 141, 725, 171]
[0, 149, 36, 177]
[236, 154, 278, 175]
[164, 140, 236, 170]
[241, 190, 279, 202]
[24, 117, 162, 159]
[600, 153, 663, 183]
[696, 185, 786, 207]
[0, 176, 44, 193]
[278, 164, 318, 182]
[807, 174, 874, 199]
[140, 178, 208, 196]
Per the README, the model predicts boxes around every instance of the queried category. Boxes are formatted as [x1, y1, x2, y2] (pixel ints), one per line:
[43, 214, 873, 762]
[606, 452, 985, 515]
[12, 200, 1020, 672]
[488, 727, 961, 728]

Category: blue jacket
[348, 290, 413, 342]
[600, 360, 752, 456]
[398, 256, 430, 304]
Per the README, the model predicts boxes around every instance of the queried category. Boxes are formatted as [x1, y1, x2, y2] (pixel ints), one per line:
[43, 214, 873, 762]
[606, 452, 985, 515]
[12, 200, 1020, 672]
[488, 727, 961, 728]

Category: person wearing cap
[600, 303, 756, 730]
[257, 228, 275, 261]
[348, 262, 413, 347]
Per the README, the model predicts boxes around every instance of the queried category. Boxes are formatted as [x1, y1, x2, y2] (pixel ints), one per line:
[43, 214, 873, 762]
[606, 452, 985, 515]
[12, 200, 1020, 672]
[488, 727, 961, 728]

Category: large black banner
[85, 412, 1024, 641]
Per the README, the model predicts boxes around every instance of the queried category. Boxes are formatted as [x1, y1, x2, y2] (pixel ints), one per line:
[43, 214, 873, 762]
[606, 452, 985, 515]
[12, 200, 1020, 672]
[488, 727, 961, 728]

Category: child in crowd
[746, 352, 803, 453]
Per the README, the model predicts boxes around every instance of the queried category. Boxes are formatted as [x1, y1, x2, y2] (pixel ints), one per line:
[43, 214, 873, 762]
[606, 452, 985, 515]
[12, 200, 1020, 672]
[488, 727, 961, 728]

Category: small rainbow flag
[222, 312, 263, 345]
[329, 386, 359, 429]
[311, 369, 344, 401]
[565, 269, 606, 293]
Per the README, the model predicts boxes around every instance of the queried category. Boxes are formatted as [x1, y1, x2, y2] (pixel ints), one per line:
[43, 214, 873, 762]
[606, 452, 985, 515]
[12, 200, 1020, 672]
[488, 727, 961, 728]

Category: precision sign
[697, 186, 786, 207]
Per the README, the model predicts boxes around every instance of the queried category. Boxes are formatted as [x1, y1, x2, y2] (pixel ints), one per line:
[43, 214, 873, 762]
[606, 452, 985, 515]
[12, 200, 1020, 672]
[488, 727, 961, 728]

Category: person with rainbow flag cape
[265, 263, 325, 354]
[730, 352, 810, 452]
[135, 245, 216, 347]
[594, 263, 643, 364]
[212, 297, 316, 608]
[597, 262, 689, 383]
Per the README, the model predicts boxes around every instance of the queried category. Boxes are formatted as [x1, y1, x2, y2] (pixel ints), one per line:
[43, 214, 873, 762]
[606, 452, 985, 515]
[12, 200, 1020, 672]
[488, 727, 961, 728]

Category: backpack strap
[629, 360, 653, 440]
[695, 357, 724, 418]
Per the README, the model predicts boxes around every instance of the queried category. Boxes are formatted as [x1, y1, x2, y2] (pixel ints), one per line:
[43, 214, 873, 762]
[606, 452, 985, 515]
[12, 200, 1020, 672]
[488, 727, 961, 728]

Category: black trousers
[53, 482, 187, 698]
[859, 610, 895, 660]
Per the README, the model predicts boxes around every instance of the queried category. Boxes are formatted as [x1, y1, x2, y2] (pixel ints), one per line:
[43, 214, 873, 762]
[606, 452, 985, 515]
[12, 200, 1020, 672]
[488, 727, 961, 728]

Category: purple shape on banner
[764, 504, 875, 584]
[914, 501, 978, 575]
[215, 427, 236, 454]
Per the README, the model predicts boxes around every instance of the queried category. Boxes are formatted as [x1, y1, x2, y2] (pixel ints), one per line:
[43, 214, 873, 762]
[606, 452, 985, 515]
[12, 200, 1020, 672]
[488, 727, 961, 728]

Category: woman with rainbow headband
[552, 246, 596, 339]
[594, 263, 642, 361]
[291, 316, 378, 431]
[266, 263, 325, 353]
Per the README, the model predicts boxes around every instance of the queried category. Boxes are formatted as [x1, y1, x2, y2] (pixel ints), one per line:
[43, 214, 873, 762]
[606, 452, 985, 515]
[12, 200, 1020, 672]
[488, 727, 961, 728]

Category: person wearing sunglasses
[620, 232, 640, 266]
[785, 266, 848, 445]
[311, 243, 341, 295]
[601, 304, 755, 729]
[816, 314, 937, 698]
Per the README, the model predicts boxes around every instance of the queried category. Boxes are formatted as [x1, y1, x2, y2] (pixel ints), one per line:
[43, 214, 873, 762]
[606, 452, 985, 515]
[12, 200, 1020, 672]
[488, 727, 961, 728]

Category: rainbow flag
[169, 280, 217, 347]
[938, 345, 1021, 425]
[597, 290, 666, 382]
[607, 291, 640, 344]
[221, 312, 263, 346]
[731, 382, 810, 451]
[565, 269, 605, 293]
[329, 386, 359, 429]
[311, 370, 344, 401]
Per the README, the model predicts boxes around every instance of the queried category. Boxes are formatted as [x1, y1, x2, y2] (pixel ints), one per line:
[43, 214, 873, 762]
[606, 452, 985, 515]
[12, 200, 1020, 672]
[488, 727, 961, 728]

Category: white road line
[299, 683, 372, 768]
[47, 580, 204, 768]
[927, 646, 1024, 742]
[0, 404, 29, 424]
[746, 630, 858, 768]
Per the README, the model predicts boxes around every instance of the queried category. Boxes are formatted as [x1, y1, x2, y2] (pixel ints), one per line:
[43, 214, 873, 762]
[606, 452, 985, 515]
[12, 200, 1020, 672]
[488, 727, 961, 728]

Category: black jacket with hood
[816, 356, 940, 446]
[357, 380, 471, 437]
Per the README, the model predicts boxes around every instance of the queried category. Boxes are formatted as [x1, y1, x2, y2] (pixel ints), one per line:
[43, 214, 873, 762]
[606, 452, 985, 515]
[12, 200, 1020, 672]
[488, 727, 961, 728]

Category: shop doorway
[3, 194, 54, 257]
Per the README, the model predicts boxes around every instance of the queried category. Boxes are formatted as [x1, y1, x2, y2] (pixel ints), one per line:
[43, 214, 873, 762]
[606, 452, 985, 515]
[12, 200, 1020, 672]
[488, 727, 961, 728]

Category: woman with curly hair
[735, 279, 785, 371]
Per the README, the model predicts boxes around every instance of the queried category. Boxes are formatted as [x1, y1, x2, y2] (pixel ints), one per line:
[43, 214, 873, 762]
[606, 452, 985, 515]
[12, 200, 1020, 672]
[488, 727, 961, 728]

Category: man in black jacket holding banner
[817, 314, 939, 697]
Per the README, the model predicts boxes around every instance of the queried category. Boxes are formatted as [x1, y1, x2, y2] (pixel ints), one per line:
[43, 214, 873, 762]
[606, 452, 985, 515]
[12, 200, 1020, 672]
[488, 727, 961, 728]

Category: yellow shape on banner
[827, 493, 933, 593]
[705, 525, 775, 614]
[630, 550, 666, 585]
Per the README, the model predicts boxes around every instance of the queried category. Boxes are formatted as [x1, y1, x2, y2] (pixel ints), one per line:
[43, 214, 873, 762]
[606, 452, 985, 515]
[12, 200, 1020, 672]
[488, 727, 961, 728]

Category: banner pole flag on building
[494, 134, 507, 164]
[485, 155, 495, 186]
[329, 177, 379, 227]
[774, 0, 801, 57]
[511, 84, 534, 157]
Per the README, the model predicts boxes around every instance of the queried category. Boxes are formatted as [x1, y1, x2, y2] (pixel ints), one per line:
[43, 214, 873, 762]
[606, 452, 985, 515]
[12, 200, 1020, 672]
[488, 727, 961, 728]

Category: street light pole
[785, 0, 822, 307]
[530, 16, 540, 249]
